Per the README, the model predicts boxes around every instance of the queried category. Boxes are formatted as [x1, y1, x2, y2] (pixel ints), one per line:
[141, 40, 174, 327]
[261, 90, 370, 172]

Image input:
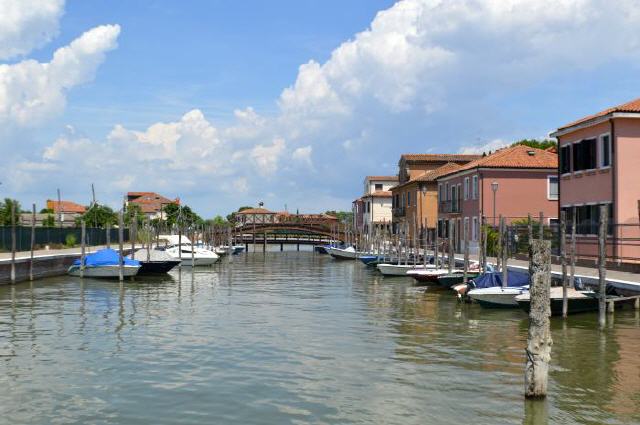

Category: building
[235, 207, 278, 225]
[436, 145, 558, 253]
[126, 192, 178, 220]
[352, 197, 365, 230]
[551, 97, 640, 262]
[360, 176, 398, 233]
[45, 199, 86, 227]
[390, 154, 481, 241]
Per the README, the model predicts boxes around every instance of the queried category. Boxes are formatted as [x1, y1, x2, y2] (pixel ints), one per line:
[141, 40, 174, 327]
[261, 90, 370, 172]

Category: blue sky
[2, 0, 640, 218]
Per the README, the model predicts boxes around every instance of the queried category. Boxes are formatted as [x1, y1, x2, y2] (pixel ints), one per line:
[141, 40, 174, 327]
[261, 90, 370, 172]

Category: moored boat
[436, 271, 481, 288]
[68, 248, 141, 278]
[377, 263, 434, 276]
[327, 246, 357, 260]
[468, 286, 529, 307]
[515, 287, 599, 315]
[406, 268, 453, 283]
[127, 249, 181, 275]
[159, 235, 220, 266]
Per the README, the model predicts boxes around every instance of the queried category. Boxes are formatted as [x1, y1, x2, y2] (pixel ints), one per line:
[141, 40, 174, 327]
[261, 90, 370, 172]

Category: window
[600, 134, 611, 168]
[402, 193, 405, 208]
[451, 185, 456, 209]
[407, 191, 411, 207]
[560, 144, 571, 174]
[445, 183, 449, 201]
[547, 176, 559, 200]
[464, 177, 469, 200]
[464, 217, 469, 240]
[572, 138, 597, 171]
[375, 183, 383, 191]
[562, 204, 613, 235]
[472, 216, 479, 241]
[438, 184, 443, 202]
[472, 175, 478, 200]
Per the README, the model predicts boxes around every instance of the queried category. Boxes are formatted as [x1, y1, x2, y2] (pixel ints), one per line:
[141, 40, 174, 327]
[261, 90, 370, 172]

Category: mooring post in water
[525, 239, 552, 399]
[501, 216, 508, 288]
[598, 205, 608, 328]
[560, 211, 568, 318]
[527, 213, 533, 247]
[496, 216, 502, 274]
[10, 202, 16, 284]
[463, 219, 469, 285]
[30, 204, 36, 281]
[263, 231, 267, 253]
[80, 220, 86, 278]
[118, 211, 124, 282]
[130, 214, 136, 260]
[448, 220, 454, 274]
[106, 223, 111, 248]
[178, 226, 183, 266]
[570, 207, 576, 293]
[538, 211, 544, 241]
[190, 228, 195, 267]
[482, 216, 487, 272]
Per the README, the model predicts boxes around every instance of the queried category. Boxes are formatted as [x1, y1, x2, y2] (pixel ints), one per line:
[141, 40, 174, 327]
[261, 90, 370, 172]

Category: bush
[65, 233, 77, 248]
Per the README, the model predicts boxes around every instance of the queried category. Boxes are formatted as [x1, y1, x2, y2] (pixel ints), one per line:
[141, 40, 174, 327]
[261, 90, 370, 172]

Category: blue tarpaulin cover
[470, 269, 529, 289]
[73, 248, 140, 267]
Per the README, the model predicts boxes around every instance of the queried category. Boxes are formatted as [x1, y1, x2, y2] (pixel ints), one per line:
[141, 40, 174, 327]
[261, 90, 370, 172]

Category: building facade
[436, 145, 558, 253]
[390, 154, 481, 242]
[360, 176, 397, 234]
[551, 98, 640, 262]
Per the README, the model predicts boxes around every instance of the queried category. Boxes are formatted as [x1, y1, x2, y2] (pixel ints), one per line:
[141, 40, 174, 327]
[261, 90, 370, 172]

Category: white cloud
[0, 24, 120, 126]
[458, 138, 509, 155]
[292, 146, 313, 166]
[0, 0, 64, 60]
[249, 137, 286, 176]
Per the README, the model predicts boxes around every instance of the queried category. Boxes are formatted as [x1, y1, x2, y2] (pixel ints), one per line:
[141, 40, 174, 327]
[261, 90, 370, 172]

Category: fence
[0, 226, 130, 252]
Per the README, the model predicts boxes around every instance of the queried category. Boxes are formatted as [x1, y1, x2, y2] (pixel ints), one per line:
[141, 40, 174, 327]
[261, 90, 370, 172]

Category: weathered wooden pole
[80, 220, 86, 278]
[130, 214, 136, 260]
[118, 210, 124, 282]
[106, 223, 111, 248]
[448, 220, 454, 273]
[190, 227, 195, 266]
[263, 231, 267, 253]
[29, 203, 36, 281]
[57, 188, 63, 228]
[525, 239, 552, 399]
[598, 205, 608, 328]
[496, 216, 502, 274]
[560, 211, 568, 318]
[538, 211, 544, 241]
[10, 202, 16, 284]
[463, 219, 470, 284]
[178, 225, 183, 265]
[482, 216, 488, 272]
[501, 216, 508, 288]
[528, 213, 533, 246]
[570, 207, 576, 293]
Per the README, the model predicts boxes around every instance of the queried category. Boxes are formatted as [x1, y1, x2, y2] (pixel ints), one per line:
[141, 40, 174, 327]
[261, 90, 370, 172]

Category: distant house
[391, 154, 481, 241]
[235, 207, 278, 225]
[352, 197, 365, 230]
[551, 97, 640, 262]
[44, 199, 86, 227]
[360, 175, 398, 233]
[436, 145, 558, 253]
[126, 192, 178, 220]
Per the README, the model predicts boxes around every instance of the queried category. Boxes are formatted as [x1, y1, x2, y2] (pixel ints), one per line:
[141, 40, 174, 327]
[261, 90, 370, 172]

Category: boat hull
[314, 246, 329, 254]
[437, 272, 480, 288]
[138, 260, 181, 275]
[327, 247, 357, 260]
[468, 287, 528, 307]
[68, 264, 140, 278]
[516, 296, 599, 315]
[178, 256, 219, 266]
[377, 264, 431, 276]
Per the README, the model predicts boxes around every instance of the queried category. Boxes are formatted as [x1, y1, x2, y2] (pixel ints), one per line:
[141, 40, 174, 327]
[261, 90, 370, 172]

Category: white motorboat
[376, 263, 434, 276]
[467, 286, 529, 308]
[68, 248, 141, 278]
[406, 268, 456, 283]
[159, 235, 220, 266]
[327, 246, 357, 260]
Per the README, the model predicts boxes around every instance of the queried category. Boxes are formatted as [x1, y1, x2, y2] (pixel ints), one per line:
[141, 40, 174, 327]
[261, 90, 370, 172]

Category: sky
[2, 0, 640, 218]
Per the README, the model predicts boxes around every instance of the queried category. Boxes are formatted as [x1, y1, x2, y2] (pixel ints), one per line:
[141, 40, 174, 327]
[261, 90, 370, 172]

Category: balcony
[439, 201, 461, 214]
[393, 207, 405, 217]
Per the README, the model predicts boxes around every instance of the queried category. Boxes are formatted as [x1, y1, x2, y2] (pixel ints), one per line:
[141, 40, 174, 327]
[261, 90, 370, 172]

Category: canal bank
[0, 251, 638, 424]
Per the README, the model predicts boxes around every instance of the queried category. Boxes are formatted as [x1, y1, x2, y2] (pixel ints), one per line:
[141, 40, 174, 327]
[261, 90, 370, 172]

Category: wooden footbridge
[232, 221, 354, 250]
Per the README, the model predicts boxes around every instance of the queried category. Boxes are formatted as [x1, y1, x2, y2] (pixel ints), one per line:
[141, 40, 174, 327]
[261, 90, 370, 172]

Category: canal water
[0, 251, 639, 424]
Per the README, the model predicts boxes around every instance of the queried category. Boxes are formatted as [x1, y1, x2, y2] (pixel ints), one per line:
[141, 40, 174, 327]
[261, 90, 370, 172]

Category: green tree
[226, 206, 253, 224]
[325, 210, 354, 224]
[77, 204, 117, 228]
[205, 215, 229, 227]
[42, 215, 56, 227]
[40, 208, 54, 214]
[163, 203, 203, 227]
[124, 203, 146, 226]
[511, 139, 557, 151]
[0, 198, 22, 226]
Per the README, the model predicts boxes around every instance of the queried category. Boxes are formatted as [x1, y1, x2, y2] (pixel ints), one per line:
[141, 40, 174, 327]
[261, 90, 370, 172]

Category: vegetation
[226, 206, 253, 224]
[40, 208, 54, 214]
[205, 215, 230, 227]
[0, 198, 22, 226]
[163, 203, 203, 227]
[77, 204, 117, 228]
[65, 233, 77, 248]
[42, 215, 56, 227]
[325, 210, 353, 224]
[511, 139, 557, 151]
[124, 203, 146, 226]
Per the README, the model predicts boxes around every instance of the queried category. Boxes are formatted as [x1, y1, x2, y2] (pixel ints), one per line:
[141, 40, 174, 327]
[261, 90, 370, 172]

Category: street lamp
[491, 181, 499, 226]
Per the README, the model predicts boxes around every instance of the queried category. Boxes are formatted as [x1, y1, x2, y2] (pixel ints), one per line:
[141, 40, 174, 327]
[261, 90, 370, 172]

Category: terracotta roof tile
[364, 175, 398, 181]
[236, 207, 275, 214]
[363, 190, 393, 198]
[400, 153, 482, 163]
[436, 145, 557, 179]
[557, 97, 640, 131]
[46, 200, 86, 214]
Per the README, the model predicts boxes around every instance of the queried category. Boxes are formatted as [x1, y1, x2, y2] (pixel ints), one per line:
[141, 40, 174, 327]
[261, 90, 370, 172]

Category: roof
[362, 190, 393, 198]
[46, 200, 86, 214]
[236, 207, 275, 214]
[365, 175, 398, 182]
[390, 163, 463, 190]
[436, 145, 558, 179]
[556, 97, 640, 132]
[400, 153, 482, 163]
[127, 192, 175, 204]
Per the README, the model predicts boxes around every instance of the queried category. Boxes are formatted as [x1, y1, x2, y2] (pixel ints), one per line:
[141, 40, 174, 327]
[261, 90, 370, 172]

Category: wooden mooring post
[80, 220, 86, 278]
[118, 211, 124, 282]
[560, 211, 568, 318]
[501, 216, 508, 288]
[29, 204, 36, 281]
[10, 202, 16, 284]
[598, 205, 608, 328]
[448, 221, 454, 274]
[463, 219, 469, 285]
[106, 223, 111, 248]
[525, 239, 552, 399]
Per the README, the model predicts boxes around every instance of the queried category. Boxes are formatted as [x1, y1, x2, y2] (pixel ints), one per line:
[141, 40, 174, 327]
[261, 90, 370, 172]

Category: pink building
[436, 145, 558, 253]
[551, 98, 640, 263]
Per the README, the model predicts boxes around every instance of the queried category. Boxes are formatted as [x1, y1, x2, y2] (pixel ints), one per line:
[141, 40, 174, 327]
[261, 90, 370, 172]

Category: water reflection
[0, 252, 637, 424]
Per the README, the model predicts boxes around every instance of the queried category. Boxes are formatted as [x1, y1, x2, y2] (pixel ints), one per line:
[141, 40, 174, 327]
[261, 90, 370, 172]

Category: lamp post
[491, 181, 499, 226]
